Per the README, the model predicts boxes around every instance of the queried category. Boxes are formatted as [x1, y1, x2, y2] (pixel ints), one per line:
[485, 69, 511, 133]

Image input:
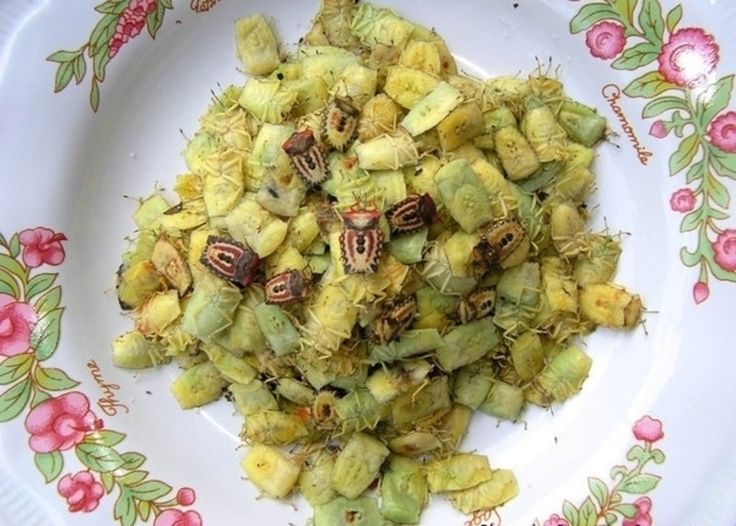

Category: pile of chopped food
[113, 1, 642, 523]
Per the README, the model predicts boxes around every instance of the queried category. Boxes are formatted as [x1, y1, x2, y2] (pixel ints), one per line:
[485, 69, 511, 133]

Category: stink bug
[339, 206, 385, 274]
[282, 129, 329, 185]
[265, 269, 309, 304]
[322, 97, 360, 151]
[450, 287, 496, 325]
[200, 236, 260, 288]
[372, 295, 417, 345]
[472, 217, 528, 271]
[385, 193, 438, 235]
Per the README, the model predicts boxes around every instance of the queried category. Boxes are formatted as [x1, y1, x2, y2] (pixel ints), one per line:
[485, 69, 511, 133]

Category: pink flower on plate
[18, 227, 67, 268]
[706, 111, 736, 153]
[585, 21, 626, 59]
[58, 471, 104, 513]
[543, 514, 569, 526]
[622, 498, 653, 526]
[632, 415, 664, 443]
[177, 487, 196, 506]
[154, 509, 203, 526]
[658, 28, 719, 87]
[712, 228, 736, 272]
[24, 392, 101, 453]
[108, 0, 157, 58]
[0, 294, 37, 357]
[669, 188, 696, 213]
[648, 120, 669, 139]
[693, 281, 710, 304]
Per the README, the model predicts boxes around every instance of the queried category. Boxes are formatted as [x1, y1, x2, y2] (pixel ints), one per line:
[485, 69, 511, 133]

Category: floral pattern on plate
[0, 229, 204, 526]
[571, 0, 736, 304]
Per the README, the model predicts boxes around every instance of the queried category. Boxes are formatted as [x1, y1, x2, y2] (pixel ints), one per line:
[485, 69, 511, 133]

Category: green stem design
[596, 444, 652, 522]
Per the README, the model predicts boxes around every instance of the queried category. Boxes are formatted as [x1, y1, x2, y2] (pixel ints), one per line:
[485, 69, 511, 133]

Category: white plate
[1, 1, 735, 525]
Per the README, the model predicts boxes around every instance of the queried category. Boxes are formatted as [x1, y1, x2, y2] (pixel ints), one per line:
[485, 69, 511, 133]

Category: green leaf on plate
[76, 443, 125, 473]
[0, 380, 31, 422]
[121, 451, 147, 470]
[8, 234, 20, 259]
[669, 134, 700, 175]
[611, 42, 660, 70]
[569, 3, 621, 34]
[685, 159, 704, 183]
[129, 479, 173, 502]
[665, 4, 683, 33]
[650, 448, 666, 464]
[101, 471, 115, 493]
[46, 49, 79, 63]
[578, 497, 598, 526]
[146, 2, 168, 39]
[30, 386, 51, 407]
[31, 307, 64, 361]
[710, 147, 736, 179]
[0, 268, 20, 297]
[54, 62, 74, 93]
[34, 451, 64, 483]
[642, 95, 689, 118]
[139, 500, 151, 521]
[679, 246, 701, 267]
[605, 511, 618, 525]
[706, 175, 731, 209]
[614, 503, 638, 518]
[26, 273, 57, 301]
[0, 254, 26, 284]
[95, 0, 130, 15]
[680, 209, 702, 233]
[35, 286, 62, 313]
[84, 429, 127, 447]
[73, 55, 87, 84]
[562, 500, 580, 525]
[118, 470, 149, 487]
[113, 488, 137, 526]
[90, 78, 101, 112]
[624, 71, 678, 98]
[701, 75, 734, 125]
[0, 354, 33, 386]
[588, 477, 609, 508]
[612, 0, 636, 22]
[638, 0, 664, 44]
[620, 473, 661, 494]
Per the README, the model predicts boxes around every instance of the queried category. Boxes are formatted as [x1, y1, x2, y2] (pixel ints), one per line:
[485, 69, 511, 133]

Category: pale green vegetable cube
[254, 304, 300, 356]
[426, 453, 493, 493]
[234, 15, 281, 75]
[314, 496, 385, 526]
[170, 361, 227, 409]
[242, 444, 301, 498]
[112, 331, 167, 369]
[447, 469, 519, 514]
[380, 456, 427, 524]
[401, 82, 464, 137]
[331, 432, 389, 499]
[434, 159, 493, 233]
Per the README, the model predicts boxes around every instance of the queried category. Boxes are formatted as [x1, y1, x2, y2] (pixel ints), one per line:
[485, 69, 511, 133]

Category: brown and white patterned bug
[200, 235, 261, 288]
[372, 295, 417, 345]
[450, 287, 496, 325]
[322, 97, 360, 152]
[472, 217, 528, 271]
[265, 269, 309, 304]
[385, 193, 438, 235]
[339, 206, 385, 274]
[282, 129, 329, 185]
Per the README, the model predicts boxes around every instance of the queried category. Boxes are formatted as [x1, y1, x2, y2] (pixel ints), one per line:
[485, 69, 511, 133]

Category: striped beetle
[385, 193, 438, 235]
[200, 236, 261, 288]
